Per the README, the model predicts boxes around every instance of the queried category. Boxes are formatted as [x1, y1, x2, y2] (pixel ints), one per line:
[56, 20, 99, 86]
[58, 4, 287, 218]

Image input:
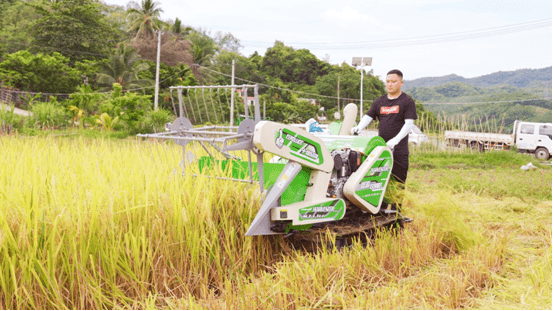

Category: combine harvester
[138, 84, 411, 250]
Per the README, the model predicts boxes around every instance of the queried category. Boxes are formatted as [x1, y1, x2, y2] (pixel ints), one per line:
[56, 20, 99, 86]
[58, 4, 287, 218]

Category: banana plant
[68, 105, 85, 128]
[95, 113, 119, 131]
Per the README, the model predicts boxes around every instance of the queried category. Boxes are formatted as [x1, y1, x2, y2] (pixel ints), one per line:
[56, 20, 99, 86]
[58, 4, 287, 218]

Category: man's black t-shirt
[366, 92, 418, 155]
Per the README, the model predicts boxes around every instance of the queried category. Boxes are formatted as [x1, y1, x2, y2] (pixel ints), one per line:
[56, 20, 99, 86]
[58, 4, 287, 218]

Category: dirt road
[0, 103, 31, 116]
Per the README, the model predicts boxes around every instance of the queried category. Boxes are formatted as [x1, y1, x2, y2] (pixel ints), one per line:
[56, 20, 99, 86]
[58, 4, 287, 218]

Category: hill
[403, 67, 553, 132]
[404, 66, 552, 89]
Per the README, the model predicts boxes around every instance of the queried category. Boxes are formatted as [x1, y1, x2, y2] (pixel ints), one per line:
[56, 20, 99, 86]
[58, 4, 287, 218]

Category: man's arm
[350, 115, 373, 135]
[386, 119, 414, 149]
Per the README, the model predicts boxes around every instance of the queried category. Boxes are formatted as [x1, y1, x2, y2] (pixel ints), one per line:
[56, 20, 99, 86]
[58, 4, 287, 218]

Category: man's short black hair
[387, 69, 403, 80]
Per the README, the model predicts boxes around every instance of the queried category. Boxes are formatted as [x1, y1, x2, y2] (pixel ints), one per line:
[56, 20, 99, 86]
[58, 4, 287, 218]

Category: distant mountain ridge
[403, 66, 552, 89]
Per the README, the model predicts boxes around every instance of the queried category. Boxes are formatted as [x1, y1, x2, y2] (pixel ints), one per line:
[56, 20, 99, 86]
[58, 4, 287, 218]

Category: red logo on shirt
[381, 106, 399, 114]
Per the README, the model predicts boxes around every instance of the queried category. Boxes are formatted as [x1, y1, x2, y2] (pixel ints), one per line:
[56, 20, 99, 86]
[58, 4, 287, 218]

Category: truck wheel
[535, 147, 550, 160]
[470, 141, 482, 152]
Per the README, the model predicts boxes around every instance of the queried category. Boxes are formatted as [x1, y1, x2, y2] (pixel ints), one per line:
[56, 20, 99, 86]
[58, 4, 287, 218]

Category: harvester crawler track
[281, 207, 412, 252]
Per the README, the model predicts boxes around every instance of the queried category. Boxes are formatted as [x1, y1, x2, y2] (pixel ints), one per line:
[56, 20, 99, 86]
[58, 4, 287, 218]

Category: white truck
[445, 121, 552, 160]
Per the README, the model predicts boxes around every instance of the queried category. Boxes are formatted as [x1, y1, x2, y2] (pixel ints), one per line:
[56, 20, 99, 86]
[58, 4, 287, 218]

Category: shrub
[28, 100, 68, 129]
[99, 83, 152, 134]
[0, 104, 23, 134]
[144, 109, 172, 133]
[67, 84, 106, 115]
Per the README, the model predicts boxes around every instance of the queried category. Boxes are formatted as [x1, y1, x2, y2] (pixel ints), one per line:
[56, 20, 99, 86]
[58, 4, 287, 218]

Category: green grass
[410, 148, 544, 169]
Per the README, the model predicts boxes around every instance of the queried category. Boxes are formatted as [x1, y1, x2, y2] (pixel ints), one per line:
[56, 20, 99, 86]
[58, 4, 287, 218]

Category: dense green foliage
[96, 43, 151, 91]
[0, 50, 84, 93]
[0, 0, 39, 56]
[260, 41, 331, 85]
[28, 0, 119, 62]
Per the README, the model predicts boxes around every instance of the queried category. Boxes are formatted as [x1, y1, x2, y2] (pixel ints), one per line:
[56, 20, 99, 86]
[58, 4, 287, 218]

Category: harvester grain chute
[138, 84, 411, 250]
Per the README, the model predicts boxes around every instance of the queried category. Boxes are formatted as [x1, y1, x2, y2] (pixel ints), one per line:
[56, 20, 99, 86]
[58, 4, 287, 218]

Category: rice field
[0, 134, 551, 309]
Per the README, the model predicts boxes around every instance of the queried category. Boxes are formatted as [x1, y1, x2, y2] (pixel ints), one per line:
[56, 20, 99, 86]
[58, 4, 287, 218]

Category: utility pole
[360, 69, 363, 120]
[154, 30, 161, 111]
[337, 74, 341, 113]
[230, 59, 235, 127]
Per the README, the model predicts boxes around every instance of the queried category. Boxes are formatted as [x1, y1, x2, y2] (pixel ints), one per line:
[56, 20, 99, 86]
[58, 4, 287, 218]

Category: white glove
[386, 119, 415, 150]
[350, 115, 373, 135]
[386, 138, 399, 150]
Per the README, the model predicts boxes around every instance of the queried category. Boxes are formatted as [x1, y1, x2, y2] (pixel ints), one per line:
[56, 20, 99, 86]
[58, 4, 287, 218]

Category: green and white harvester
[139, 85, 411, 250]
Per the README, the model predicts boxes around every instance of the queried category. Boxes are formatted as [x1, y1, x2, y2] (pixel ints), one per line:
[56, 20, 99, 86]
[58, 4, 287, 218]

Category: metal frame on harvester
[136, 84, 267, 203]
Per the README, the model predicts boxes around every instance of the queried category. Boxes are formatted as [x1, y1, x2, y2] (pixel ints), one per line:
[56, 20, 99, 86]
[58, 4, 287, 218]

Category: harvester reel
[224, 118, 258, 152]
[237, 118, 257, 143]
[171, 117, 194, 147]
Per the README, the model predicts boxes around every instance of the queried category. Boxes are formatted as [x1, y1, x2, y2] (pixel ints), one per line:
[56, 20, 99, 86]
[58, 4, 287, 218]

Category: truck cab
[409, 125, 430, 146]
[514, 121, 552, 160]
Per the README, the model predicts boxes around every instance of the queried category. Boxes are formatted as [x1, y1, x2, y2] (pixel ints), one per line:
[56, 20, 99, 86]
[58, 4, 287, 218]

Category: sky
[104, 0, 552, 81]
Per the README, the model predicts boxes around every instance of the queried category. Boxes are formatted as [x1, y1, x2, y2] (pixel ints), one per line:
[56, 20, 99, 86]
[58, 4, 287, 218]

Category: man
[351, 69, 417, 184]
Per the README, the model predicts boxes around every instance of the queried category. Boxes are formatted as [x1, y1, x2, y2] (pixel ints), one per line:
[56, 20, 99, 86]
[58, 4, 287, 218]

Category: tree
[0, 0, 40, 57]
[28, 0, 117, 62]
[169, 17, 192, 37]
[214, 31, 243, 53]
[249, 51, 263, 70]
[101, 83, 152, 133]
[0, 50, 82, 93]
[96, 44, 152, 91]
[260, 41, 331, 85]
[100, 2, 129, 44]
[126, 0, 164, 38]
[314, 62, 385, 111]
[138, 61, 197, 89]
[130, 31, 193, 67]
[187, 28, 217, 66]
[210, 51, 265, 86]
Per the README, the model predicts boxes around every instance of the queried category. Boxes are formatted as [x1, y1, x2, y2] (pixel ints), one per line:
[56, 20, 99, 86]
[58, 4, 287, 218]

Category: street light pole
[360, 68, 363, 120]
[352, 57, 372, 120]
[154, 30, 161, 111]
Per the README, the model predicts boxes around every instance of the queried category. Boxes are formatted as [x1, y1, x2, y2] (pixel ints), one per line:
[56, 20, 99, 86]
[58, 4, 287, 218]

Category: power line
[196, 65, 368, 102]
[197, 64, 553, 106]
[241, 18, 552, 49]
[423, 98, 552, 105]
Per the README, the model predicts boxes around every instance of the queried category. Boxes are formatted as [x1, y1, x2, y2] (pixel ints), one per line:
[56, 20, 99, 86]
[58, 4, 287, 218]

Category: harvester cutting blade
[245, 161, 302, 236]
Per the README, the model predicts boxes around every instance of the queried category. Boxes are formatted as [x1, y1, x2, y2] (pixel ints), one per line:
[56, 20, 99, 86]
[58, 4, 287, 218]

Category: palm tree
[187, 30, 216, 66]
[127, 0, 165, 38]
[170, 17, 192, 37]
[96, 44, 152, 91]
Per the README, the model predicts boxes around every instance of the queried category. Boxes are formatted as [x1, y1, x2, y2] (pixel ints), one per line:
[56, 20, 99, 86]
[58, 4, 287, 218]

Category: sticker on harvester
[370, 165, 390, 175]
[298, 200, 345, 221]
[274, 128, 324, 165]
[277, 162, 298, 188]
[358, 180, 384, 191]
[380, 106, 399, 114]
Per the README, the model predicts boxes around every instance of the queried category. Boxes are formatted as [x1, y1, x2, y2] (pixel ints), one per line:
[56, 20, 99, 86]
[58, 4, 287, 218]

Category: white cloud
[325, 6, 381, 27]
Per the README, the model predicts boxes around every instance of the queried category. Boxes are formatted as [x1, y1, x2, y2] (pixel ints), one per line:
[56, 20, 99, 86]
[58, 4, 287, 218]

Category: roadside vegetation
[0, 135, 550, 309]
